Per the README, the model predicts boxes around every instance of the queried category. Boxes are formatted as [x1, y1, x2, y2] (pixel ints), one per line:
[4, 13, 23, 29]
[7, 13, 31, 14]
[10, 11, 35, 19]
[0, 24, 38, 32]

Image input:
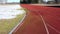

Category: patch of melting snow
[0, 5, 25, 19]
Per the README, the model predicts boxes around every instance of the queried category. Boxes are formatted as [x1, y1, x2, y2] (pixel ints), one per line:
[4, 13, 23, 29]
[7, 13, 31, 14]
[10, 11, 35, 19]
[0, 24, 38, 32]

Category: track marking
[9, 12, 26, 34]
[47, 23, 60, 34]
[40, 14, 60, 34]
[40, 15, 49, 34]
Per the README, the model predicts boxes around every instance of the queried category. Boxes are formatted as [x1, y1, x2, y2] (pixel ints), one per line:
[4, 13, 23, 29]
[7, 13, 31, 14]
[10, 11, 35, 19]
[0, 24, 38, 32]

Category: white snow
[0, 5, 25, 19]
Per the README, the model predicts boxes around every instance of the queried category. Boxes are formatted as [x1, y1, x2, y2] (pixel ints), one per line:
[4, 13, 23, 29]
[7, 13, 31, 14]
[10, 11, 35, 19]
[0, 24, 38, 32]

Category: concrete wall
[20, 0, 60, 4]
[38, 0, 60, 4]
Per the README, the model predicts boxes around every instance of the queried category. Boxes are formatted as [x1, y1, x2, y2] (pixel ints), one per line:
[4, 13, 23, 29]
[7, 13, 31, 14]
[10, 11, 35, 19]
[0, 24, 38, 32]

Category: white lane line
[9, 12, 26, 34]
[40, 15, 49, 34]
[47, 23, 60, 34]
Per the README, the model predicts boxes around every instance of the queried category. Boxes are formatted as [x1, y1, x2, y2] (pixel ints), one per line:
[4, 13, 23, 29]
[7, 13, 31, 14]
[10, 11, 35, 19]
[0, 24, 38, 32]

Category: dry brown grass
[0, 9, 26, 34]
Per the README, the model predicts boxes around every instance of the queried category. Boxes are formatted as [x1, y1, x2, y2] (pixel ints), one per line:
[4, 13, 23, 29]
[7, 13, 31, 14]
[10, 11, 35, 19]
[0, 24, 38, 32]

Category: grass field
[0, 9, 26, 34]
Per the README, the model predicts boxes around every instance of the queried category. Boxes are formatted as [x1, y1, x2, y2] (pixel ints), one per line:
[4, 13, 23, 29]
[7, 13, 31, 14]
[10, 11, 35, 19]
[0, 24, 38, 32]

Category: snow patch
[0, 5, 25, 19]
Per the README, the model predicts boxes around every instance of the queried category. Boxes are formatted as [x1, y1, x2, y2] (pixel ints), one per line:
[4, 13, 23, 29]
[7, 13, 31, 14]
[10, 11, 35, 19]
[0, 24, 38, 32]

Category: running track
[12, 4, 60, 34]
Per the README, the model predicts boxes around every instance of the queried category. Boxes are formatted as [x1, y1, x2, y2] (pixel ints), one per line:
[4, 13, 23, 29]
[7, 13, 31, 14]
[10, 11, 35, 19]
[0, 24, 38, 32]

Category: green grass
[0, 10, 26, 34]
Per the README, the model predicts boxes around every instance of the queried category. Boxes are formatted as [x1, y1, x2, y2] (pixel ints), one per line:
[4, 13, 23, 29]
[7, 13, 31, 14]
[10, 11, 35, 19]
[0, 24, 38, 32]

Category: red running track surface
[12, 4, 60, 34]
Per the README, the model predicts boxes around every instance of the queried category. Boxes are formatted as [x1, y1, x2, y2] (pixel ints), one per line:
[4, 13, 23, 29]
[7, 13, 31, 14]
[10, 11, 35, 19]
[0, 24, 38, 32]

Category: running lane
[12, 4, 47, 34]
[12, 4, 60, 34]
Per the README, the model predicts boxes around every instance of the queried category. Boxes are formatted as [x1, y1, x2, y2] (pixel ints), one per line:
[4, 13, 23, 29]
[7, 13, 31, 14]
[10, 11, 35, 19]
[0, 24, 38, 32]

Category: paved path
[31, 4, 60, 6]
[12, 4, 60, 34]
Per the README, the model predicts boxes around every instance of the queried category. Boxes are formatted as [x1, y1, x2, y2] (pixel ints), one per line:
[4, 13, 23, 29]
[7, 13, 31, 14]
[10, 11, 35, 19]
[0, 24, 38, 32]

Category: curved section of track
[12, 4, 60, 34]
